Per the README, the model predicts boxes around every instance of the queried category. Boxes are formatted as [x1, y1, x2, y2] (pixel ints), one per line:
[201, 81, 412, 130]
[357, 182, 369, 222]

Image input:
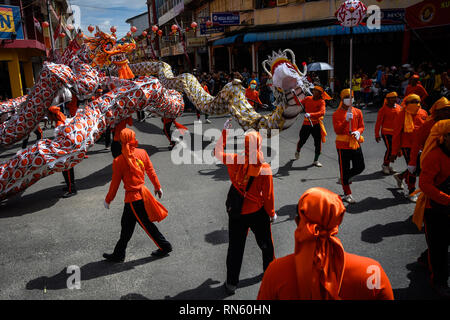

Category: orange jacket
[409, 119, 435, 166]
[113, 117, 133, 141]
[405, 84, 428, 102]
[418, 146, 450, 207]
[48, 106, 66, 127]
[257, 252, 394, 300]
[245, 88, 262, 107]
[105, 148, 161, 204]
[374, 103, 401, 138]
[332, 107, 364, 149]
[301, 96, 325, 125]
[215, 129, 275, 217]
[391, 108, 428, 155]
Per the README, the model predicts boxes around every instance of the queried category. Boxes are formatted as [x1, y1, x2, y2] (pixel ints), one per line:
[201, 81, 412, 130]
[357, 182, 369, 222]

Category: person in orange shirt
[294, 86, 331, 167]
[257, 187, 394, 300]
[245, 80, 266, 110]
[374, 91, 402, 175]
[390, 94, 428, 202]
[111, 117, 133, 158]
[412, 120, 450, 298]
[214, 119, 276, 295]
[405, 75, 428, 106]
[49, 106, 77, 198]
[332, 89, 365, 204]
[103, 128, 172, 262]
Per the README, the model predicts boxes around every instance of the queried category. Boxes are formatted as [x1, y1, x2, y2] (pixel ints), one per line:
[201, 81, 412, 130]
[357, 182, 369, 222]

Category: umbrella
[307, 62, 333, 72]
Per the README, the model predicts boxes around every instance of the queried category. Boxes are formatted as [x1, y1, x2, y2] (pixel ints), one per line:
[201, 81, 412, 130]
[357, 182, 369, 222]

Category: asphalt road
[0, 105, 445, 300]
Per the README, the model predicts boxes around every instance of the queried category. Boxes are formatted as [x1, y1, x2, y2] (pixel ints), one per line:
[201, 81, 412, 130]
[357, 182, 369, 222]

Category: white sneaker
[382, 165, 391, 175]
[313, 161, 322, 167]
[205, 119, 211, 124]
[342, 194, 356, 204]
[295, 151, 300, 160]
[196, 119, 202, 124]
[393, 173, 404, 189]
[409, 193, 418, 203]
[388, 166, 397, 174]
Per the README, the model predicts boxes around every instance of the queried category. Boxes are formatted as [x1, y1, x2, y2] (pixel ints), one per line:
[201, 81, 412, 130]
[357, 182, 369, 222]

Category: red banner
[405, 0, 450, 29]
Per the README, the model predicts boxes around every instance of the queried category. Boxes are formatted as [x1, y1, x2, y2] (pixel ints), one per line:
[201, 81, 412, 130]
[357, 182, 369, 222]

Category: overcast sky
[68, 0, 148, 38]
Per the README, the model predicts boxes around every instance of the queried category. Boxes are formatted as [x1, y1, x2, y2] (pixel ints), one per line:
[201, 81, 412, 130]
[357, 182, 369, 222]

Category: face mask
[250, 84, 256, 89]
[343, 98, 353, 106]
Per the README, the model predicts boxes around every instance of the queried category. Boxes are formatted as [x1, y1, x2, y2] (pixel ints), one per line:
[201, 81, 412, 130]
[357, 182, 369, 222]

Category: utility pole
[46, 0, 55, 50]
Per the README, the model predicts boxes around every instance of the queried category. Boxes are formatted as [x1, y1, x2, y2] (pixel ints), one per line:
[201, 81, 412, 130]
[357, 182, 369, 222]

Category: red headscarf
[295, 187, 346, 299]
[234, 130, 265, 188]
[120, 128, 143, 177]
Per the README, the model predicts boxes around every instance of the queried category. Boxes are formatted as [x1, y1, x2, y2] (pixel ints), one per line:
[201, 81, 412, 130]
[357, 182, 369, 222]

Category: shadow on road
[198, 165, 229, 182]
[0, 163, 113, 218]
[274, 160, 314, 179]
[271, 204, 297, 226]
[205, 228, 228, 245]
[26, 256, 160, 291]
[345, 188, 409, 214]
[351, 170, 385, 182]
[164, 273, 263, 300]
[361, 215, 423, 244]
[393, 260, 445, 300]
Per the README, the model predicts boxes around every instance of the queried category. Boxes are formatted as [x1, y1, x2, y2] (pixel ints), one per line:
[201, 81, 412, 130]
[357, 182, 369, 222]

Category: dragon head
[83, 27, 136, 70]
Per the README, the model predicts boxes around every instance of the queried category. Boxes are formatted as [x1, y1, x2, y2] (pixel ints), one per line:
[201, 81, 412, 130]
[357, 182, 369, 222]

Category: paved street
[0, 105, 443, 300]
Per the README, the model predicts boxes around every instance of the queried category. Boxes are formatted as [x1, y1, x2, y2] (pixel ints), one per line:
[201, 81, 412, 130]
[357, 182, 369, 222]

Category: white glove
[155, 189, 163, 199]
[407, 165, 416, 174]
[305, 113, 310, 118]
[223, 118, 233, 130]
[351, 131, 361, 141]
[270, 213, 278, 223]
[104, 200, 110, 210]
[346, 112, 353, 121]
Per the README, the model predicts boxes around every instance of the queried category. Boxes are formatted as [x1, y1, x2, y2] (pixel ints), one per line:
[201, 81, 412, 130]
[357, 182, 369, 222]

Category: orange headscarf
[234, 130, 265, 189]
[295, 187, 346, 299]
[120, 128, 168, 222]
[402, 94, 421, 133]
[412, 119, 450, 230]
[428, 97, 450, 119]
[383, 91, 398, 108]
[314, 86, 332, 101]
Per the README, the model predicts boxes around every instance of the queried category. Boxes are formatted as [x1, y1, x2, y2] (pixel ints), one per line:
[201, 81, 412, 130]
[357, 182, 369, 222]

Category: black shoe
[151, 248, 171, 257]
[103, 253, 125, 263]
[62, 189, 77, 198]
[224, 282, 236, 295]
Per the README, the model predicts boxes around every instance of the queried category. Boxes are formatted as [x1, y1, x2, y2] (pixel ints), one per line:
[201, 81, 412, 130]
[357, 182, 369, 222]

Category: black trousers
[296, 124, 322, 156]
[62, 168, 76, 192]
[337, 147, 365, 186]
[104, 127, 111, 148]
[381, 134, 393, 166]
[226, 208, 275, 286]
[22, 128, 42, 149]
[111, 140, 122, 158]
[423, 205, 450, 286]
[113, 200, 172, 258]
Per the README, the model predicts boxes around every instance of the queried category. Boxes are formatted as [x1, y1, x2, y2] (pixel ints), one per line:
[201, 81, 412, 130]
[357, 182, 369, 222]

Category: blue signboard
[198, 16, 225, 35]
[381, 9, 405, 24]
[0, 5, 24, 40]
[212, 12, 240, 26]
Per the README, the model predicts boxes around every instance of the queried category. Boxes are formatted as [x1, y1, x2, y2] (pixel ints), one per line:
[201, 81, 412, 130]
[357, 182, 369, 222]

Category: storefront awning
[212, 34, 240, 46]
[243, 24, 405, 43]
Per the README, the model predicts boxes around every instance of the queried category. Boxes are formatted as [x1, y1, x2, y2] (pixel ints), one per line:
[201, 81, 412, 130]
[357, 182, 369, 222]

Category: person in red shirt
[111, 117, 133, 158]
[49, 106, 77, 198]
[214, 119, 276, 295]
[332, 89, 365, 204]
[294, 86, 331, 167]
[374, 91, 402, 174]
[245, 80, 265, 110]
[103, 128, 172, 262]
[196, 81, 211, 124]
[412, 120, 450, 298]
[257, 187, 394, 300]
[390, 94, 428, 202]
[405, 75, 428, 106]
